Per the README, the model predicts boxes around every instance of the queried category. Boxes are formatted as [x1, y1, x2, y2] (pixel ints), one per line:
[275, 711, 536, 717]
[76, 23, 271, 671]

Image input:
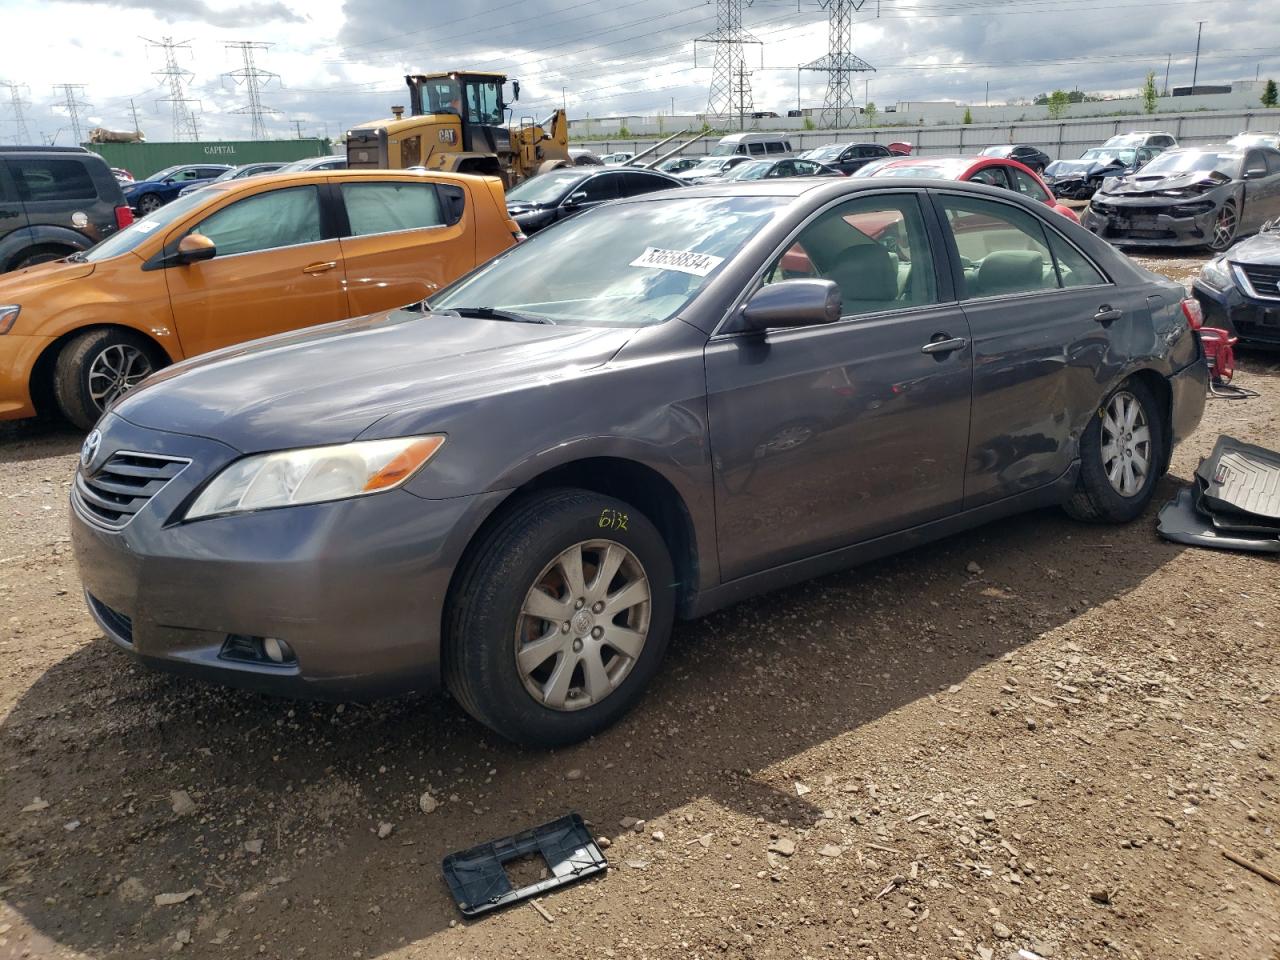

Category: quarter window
[341, 182, 445, 236]
[1010, 168, 1051, 204]
[766, 193, 939, 316]
[192, 185, 322, 256]
[620, 172, 675, 196]
[8, 158, 97, 201]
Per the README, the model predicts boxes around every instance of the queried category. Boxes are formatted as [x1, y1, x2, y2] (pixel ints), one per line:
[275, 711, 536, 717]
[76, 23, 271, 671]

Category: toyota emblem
[80, 429, 101, 469]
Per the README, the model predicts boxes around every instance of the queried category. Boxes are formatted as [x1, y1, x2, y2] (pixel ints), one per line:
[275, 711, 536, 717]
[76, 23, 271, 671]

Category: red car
[851, 155, 1079, 222]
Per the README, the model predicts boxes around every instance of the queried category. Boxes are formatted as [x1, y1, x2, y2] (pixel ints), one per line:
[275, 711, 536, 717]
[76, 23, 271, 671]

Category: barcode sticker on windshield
[134, 221, 161, 233]
[629, 247, 725, 277]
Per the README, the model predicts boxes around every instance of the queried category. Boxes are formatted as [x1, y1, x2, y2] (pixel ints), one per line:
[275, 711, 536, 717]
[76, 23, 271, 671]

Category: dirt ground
[1, 250, 1278, 960]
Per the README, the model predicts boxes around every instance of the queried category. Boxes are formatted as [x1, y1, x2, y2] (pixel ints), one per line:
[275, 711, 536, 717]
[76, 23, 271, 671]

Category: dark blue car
[121, 164, 233, 215]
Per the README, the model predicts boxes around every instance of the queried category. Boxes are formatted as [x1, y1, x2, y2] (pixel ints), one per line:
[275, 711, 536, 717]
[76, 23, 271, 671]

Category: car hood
[0, 259, 95, 297]
[1225, 228, 1280, 265]
[1098, 169, 1232, 196]
[1044, 158, 1123, 179]
[112, 308, 635, 452]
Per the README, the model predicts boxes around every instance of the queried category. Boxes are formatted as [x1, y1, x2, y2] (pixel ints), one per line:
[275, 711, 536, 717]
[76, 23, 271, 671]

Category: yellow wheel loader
[345, 72, 572, 186]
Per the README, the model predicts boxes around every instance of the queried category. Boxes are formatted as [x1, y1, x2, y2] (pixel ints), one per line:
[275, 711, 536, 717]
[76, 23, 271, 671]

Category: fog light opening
[262, 637, 294, 664]
[220, 634, 297, 666]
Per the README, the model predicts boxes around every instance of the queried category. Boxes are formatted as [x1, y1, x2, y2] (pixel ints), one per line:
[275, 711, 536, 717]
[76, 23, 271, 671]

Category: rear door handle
[1093, 306, 1123, 325]
[921, 336, 968, 356]
[303, 260, 338, 274]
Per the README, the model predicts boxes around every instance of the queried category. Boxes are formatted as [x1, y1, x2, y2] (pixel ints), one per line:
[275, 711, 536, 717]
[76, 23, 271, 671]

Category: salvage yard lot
[1, 249, 1277, 960]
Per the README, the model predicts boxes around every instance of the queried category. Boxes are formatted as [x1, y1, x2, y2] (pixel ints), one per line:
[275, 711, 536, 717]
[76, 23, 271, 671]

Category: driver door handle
[921, 336, 968, 356]
[303, 260, 338, 274]
[1094, 306, 1123, 325]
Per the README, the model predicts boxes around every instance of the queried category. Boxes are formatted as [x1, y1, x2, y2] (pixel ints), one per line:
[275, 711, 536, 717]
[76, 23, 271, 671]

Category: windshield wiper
[442, 306, 553, 325]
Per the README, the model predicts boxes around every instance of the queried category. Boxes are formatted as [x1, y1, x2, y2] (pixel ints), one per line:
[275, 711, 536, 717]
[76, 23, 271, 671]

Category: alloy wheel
[1100, 390, 1151, 497]
[137, 195, 162, 215]
[515, 539, 652, 711]
[87, 344, 153, 412]
[1210, 204, 1237, 251]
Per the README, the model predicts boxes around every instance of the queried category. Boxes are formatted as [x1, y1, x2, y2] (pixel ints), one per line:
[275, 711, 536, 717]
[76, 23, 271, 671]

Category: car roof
[197, 168, 506, 197]
[624, 173, 1055, 205]
[0, 145, 92, 155]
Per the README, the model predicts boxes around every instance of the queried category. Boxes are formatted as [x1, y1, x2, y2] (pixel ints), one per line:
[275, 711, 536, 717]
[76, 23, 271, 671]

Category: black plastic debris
[1157, 435, 1280, 553]
[442, 813, 607, 917]
[1158, 488, 1280, 554]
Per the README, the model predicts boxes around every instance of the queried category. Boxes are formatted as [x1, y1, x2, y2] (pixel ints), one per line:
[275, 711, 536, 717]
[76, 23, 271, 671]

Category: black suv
[0, 146, 131, 274]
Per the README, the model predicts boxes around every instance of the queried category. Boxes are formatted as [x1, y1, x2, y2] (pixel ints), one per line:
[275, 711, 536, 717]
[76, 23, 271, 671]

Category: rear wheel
[12, 245, 75, 270]
[445, 489, 675, 747]
[53, 328, 161, 430]
[136, 193, 163, 215]
[1063, 377, 1165, 523]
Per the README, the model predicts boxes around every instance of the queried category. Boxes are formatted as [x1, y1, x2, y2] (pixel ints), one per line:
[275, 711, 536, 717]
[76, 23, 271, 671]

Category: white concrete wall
[572, 107, 1280, 164]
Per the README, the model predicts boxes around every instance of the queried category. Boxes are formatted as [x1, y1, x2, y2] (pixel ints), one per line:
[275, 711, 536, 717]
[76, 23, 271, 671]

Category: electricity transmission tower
[223, 41, 281, 139]
[1, 81, 32, 144]
[52, 83, 90, 144]
[695, 0, 762, 130]
[802, 0, 876, 129]
[143, 36, 201, 141]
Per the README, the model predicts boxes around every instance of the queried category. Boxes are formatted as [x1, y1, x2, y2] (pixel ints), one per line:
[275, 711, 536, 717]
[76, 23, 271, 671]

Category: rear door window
[340, 181, 445, 236]
[576, 173, 621, 203]
[748, 142, 767, 156]
[192, 185, 323, 256]
[938, 194, 1058, 298]
[765, 141, 786, 155]
[8, 158, 98, 202]
[620, 172, 675, 196]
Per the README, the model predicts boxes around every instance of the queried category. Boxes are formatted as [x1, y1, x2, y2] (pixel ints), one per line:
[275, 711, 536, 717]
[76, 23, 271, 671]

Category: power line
[695, 0, 762, 126]
[143, 36, 201, 141]
[223, 41, 281, 140]
[1, 81, 32, 144]
[52, 83, 90, 145]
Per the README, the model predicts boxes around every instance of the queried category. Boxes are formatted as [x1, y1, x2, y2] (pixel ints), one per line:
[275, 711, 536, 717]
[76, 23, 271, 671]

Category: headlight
[1199, 256, 1233, 291]
[0, 305, 19, 335]
[186, 435, 445, 520]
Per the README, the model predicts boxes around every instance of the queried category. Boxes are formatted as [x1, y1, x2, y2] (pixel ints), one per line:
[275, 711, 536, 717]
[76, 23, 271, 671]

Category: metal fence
[573, 109, 1280, 163]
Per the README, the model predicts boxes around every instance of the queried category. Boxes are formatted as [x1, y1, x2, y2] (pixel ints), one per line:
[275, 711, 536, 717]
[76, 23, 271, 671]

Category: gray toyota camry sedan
[70, 177, 1208, 746]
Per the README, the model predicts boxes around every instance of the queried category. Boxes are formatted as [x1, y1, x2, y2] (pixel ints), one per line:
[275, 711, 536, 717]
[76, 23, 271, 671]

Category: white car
[600, 152, 634, 165]
[1227, 132, 1280, 150]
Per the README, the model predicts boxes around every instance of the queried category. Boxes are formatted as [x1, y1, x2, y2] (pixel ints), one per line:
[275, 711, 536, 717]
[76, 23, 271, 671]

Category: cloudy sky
[0, 0, 1277, 144]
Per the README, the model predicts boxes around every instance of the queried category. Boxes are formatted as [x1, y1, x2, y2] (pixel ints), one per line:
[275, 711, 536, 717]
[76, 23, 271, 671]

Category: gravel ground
[0, 250, 1277, 960]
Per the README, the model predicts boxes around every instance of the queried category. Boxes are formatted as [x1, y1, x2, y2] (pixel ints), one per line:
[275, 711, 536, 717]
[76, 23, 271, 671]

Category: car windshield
[689, 157, 727, 172]
[81, 190, 211, 262]
[431, 196, 785, 327]
[1104, 135, 1144, 147]
[722, 160, 772, 181]
[711, 143, 744, 156]
[808, 145, 844, 161]
[980, 146, 1010, 157]
[1139, 150, 1241, 177]
[505, 169, 586, 204]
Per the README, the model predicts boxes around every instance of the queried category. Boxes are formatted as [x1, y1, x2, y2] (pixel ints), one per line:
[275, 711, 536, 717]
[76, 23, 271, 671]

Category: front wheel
[1063, 377, 1165, 523]
[136, 193, 163, 215]
[53, 328, 161, 430]
[1208, 200, 1238, 252]
[445, 489, 675, 747]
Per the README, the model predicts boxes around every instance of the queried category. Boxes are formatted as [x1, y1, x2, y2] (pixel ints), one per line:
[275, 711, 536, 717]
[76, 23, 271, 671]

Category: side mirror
[741, 279, 842, 331]
[512, 80, 520, 102]
[564, 190, 589, 206]
[177, 233, 216, 264]
[1244, 167, 1266, 180]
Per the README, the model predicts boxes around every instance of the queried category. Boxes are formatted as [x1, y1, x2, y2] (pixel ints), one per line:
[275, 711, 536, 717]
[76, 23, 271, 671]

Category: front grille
[87, 594, 133, 644]
[1240, 262, 1280, 301]
[73, 450, 190, 529]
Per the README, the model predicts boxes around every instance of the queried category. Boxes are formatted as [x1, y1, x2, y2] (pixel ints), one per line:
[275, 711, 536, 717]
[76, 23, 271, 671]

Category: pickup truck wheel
[445, 488, 675, 747]
[53, 328, 160, 430]
[1063, 377, 1165, 523]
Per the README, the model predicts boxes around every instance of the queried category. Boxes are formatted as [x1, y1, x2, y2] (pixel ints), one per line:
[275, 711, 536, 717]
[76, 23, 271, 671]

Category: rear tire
[445, 488, 675, 747]
[1063, 377, 1165, 523]
[53, 328, 162, 430]
[136, 193, 163, 215]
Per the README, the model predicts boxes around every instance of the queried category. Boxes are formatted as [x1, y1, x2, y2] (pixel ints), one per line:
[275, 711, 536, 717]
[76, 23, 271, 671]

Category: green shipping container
[85, 140, 330, 180]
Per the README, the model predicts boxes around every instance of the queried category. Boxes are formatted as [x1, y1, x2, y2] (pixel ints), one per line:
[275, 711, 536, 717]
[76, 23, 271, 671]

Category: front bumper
[1082, 196, 1219, 248]
[0, 334, 53, 420]
[70, 413, 507, 700]
[1044, 178, 1097, 201]
[1192, 278, 1280, 347]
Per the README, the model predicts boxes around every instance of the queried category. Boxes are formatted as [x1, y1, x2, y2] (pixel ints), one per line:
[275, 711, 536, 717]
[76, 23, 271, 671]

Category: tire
[136, 193, 163, 215]
[1208, 200, 1238, 253]
[53, 328, 162, 430]
[445, 488, 675, 747]
[1063, 377, 1166, 523]
[12, 245, 74, 270]
[537, 159, 570, 176]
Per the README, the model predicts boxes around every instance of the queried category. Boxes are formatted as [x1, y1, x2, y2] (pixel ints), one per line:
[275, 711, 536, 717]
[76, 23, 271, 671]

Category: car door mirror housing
[564, 190, 589, 206]
[1244, 167, 1266, 180]
[741, 279, 842, 331]
[177, 233, 216, 264]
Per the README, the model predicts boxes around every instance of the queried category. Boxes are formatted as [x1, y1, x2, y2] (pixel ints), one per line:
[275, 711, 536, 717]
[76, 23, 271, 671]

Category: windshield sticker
[133, 221, 162, 233]
[629, 247, 725, 277]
